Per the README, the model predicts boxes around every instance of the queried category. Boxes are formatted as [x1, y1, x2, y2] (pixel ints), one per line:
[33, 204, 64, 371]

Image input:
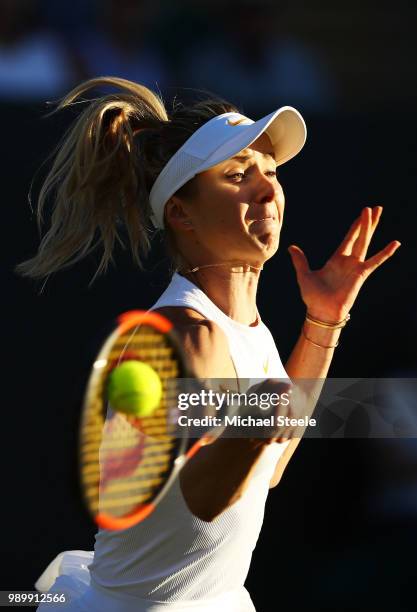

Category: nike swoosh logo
[227, 116, 249, 126]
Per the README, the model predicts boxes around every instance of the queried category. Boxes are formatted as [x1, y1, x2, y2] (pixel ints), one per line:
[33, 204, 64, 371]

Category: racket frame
[80, 309, 213, 531]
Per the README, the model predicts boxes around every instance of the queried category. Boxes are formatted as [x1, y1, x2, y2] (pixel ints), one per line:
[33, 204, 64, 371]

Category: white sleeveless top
[36, 272, 290, 612]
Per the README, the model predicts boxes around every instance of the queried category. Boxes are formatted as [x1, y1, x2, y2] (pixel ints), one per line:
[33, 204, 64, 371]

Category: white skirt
[35, 551, 256, 611]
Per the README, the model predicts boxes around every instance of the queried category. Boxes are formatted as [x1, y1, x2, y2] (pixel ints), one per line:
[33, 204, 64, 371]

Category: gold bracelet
[306, 312, 351, 329]
[302, 326, 339, 349]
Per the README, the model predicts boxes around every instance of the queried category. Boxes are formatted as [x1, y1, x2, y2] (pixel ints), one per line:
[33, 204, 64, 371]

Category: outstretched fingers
[351, 206, 382, 260]
[288, 245, 311, 276]
[336, 216, 362, 257]
[361, 240, 401, 277]
[337, 206, 383, 258]
[351, 208, 372, 260]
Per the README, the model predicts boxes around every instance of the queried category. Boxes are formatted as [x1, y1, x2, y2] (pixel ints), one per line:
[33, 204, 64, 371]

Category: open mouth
[249, 219, 278, 245]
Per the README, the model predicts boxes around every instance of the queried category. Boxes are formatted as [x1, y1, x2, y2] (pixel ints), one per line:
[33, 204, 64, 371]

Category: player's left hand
[287, 206, 401, 321]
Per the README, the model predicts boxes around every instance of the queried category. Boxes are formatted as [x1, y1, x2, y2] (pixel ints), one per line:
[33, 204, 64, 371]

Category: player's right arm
[153, 307, 287, 522]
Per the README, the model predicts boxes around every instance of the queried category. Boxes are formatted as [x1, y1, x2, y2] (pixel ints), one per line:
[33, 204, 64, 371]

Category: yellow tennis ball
[107, 361, 162, 417]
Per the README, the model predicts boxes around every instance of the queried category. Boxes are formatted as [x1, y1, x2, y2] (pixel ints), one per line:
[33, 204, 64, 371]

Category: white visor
[149, 106, 307, 229]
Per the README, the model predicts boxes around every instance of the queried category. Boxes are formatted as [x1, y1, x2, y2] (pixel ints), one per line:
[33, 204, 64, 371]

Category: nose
[251, 167, 278, 205]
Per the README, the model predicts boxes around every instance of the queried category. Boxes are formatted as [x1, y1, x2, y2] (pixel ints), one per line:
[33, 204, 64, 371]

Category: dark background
[2, 1, 417, 610]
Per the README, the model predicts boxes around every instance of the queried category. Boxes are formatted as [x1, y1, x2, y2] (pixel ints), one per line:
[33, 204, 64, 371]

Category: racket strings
[80, 324, 184, 518]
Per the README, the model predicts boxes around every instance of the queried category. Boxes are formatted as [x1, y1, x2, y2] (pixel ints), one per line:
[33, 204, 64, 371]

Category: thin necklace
[183, 262, 264, 273]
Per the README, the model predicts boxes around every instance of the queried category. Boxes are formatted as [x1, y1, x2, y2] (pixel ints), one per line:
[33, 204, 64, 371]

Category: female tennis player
[17, 77, 400, 611]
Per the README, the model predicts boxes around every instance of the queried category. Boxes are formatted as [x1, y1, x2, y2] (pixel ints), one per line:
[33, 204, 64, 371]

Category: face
[165, 133, 285, 267]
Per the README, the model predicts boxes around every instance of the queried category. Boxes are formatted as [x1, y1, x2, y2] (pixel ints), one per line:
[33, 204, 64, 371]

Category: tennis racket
[79, 309, 220, 531]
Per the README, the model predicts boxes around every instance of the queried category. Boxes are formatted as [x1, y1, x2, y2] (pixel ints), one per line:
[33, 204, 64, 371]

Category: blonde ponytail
[15, 77, 240, 290]
[15, 77, 168, 288]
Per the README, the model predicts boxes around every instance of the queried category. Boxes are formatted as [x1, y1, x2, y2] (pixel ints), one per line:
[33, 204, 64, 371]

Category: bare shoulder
[151, 306, 235, 378]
